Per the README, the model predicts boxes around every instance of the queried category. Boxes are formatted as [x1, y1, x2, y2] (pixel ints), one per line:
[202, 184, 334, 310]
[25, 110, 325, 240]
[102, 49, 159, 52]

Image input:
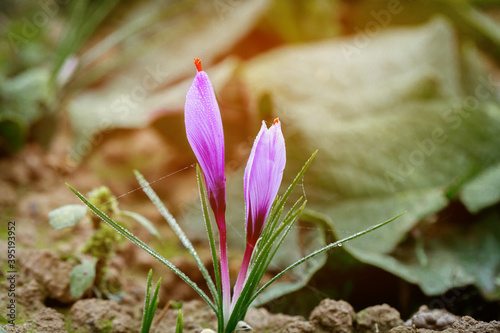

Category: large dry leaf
[238, 18, 500, 299]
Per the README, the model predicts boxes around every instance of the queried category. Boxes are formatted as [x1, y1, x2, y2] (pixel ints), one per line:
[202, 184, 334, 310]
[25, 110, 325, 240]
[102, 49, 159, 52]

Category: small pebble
[421, 312, 436, 324]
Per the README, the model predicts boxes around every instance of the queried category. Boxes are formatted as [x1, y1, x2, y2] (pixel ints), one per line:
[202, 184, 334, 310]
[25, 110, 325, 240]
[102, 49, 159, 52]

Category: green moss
[100, 319, 113, 333]
[154, 234, 189, 259]
[88, 186, 119, 216]
[68, 319, 113, 333]
[0, 299, 28, 325]
[81, 223, 121, 260]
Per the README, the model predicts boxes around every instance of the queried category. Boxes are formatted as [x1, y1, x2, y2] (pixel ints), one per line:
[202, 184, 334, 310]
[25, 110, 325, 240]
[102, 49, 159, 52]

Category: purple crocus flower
[244, 119, 286, 245]
[185, 58, 231, 320]
[185, 58, 226, 225]
[232, 119, 286, 305]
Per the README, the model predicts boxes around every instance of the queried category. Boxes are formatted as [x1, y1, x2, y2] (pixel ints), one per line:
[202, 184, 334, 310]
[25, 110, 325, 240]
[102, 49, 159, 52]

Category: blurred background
[1, 0, 500, 326]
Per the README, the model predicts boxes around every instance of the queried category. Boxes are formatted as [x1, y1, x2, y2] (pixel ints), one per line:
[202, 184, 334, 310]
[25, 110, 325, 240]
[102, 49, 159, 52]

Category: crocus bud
[185, 58, 226, 228]
[244, 119, 286, 246]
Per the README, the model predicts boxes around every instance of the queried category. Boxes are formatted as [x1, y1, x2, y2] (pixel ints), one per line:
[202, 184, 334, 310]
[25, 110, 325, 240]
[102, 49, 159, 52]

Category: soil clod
[69, 298, 139, 333]
[309, 299, 355, 333]
[356, 303, 404, 333]
[23, 250, 76, 304]
[404, 306, 458, 330]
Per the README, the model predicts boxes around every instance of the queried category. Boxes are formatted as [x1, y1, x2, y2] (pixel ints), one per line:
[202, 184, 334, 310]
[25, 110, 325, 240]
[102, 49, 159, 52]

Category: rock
[449, 316, 500, 332]
[23, 250, 76, 303]
[153, 300, 218, 333]
[356, 304, 404, 333]
[283, 319, 316, 333]
[1, 307, 66, 333]
[32, 307, 67, 332]
[388, 327, 415, 333]
[17, 279, 45, 312]
[389, 315, 500, 332]
[246, 307, 312, 332]
[404, 306, 458, 330]
[70, 299, 139, 333]
[309, 299, 355, 333]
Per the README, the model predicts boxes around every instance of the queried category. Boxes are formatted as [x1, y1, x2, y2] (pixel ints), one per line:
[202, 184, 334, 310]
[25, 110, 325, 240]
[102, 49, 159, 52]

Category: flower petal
[185, 62, 226, 219]
[244, 119, 286, 245]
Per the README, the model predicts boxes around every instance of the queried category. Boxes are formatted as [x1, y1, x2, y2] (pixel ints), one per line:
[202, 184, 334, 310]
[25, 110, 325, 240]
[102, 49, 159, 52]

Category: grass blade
[141, 269, 162, 333]
[141, 270, 153, 333]
[227, 200, 306, 330]
[196, 165, 223, 330]
[134, 170, 218, 304]
[262, 150, 317, 240]
[250, 212, 407, 304]
[121, 210, 161, 239]
[52, 0, 120, 81]
[175, 310, 184, 333]
[67, 183, 216, 312]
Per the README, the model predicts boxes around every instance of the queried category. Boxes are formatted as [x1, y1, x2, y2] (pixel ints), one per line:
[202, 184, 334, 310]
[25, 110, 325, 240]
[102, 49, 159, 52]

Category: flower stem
[231, 243, 253, 309]
[217, 217, 231, 327]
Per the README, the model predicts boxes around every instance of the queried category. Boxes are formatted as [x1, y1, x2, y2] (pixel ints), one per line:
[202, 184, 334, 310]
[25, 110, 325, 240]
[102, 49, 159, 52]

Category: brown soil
[2, 257, 499, 333]
[1, 131, 499, 333]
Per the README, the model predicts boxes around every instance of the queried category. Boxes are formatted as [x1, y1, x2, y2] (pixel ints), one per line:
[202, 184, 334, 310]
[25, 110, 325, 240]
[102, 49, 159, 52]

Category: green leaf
[70, 257, 97, 299]
[121, 210, 162, 239]
[460, 162, 500, 213]
[171, 301, 183, 310]
[48, 204, 88, 230]
[0, 116, 25, 153]
[353, 207, 500, 300]
[239, 18, 500, 299]
[0, 67, 52, 152]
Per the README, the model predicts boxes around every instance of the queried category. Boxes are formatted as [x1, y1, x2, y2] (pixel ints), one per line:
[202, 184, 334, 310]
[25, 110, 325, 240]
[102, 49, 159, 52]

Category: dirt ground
[1, 252, 499, 333]
[1, 130, 500, 333]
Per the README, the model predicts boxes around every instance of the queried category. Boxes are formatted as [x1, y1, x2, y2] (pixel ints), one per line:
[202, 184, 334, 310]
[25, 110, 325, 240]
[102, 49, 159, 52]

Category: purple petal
[244, 119, 286, 245]
[185, 61, 226, 221]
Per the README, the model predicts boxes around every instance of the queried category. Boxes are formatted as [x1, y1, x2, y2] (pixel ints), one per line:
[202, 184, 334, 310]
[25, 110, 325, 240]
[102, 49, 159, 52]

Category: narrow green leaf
[141, 270, 153, 333]
[262, 202, 307, 271]
[67, 183, 216, 312]
[259, 196, 283, 242]
[149, 277, 162, 330]
[141, 270, 162, 333]
[121, 210, 162, 239]
[175, 310, 184, 333]
[52, 0, 120, 81]
[196, 164, 223, 330]
[250, 212, 406, 304]
[228, 201, 306, 330]
[273, 150, 317, 218]
[134, 170, 218, 305]
[78, 4, 175, 70]
[226, 152, 317, 331]
[261, 150, 317, 242]
[252, 198, 304, 271]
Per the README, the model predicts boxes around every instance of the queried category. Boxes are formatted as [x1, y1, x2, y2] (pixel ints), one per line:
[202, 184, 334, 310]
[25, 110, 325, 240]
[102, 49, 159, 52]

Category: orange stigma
[194, 58, 202, 72]
[273, 118, 280, 125]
